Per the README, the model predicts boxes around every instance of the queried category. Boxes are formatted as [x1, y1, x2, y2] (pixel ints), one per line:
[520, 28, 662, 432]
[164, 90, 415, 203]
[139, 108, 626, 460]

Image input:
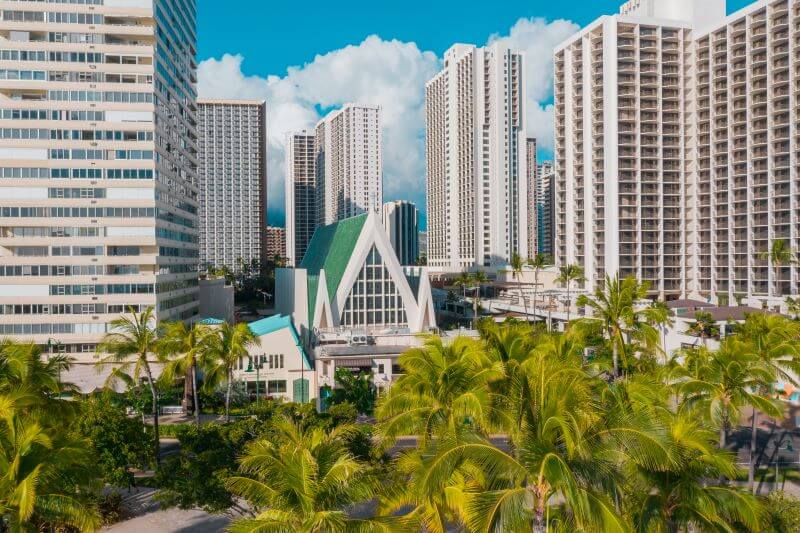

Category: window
[341, 246, 407, 327]
[267, 380, 287, 394]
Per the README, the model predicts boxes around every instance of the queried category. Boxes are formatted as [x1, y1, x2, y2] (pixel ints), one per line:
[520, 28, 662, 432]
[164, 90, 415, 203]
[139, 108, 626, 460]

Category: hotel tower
[555, 0, 800, 306]
[0, 0, 199, 355]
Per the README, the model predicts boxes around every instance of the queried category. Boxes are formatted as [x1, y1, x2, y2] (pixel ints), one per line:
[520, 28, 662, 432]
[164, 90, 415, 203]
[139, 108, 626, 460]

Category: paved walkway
[104, 488, 233, 533]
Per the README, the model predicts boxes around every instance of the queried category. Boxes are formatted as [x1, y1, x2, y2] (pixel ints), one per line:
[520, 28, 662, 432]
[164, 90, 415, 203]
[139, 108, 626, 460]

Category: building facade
[315, 103, 382, 226]
[525, 138, 538, 258]
[197, 99, 267, 270]
[537, 162, 555, 257]
[265, 225, 286, 262]
[275, 212, 436, 338]
[382, 200, 419, 266]
[0, 0, 200, 355]
[555, 0, 800, 305]
[285, 130, 316, 266]
[425, 43, 528, 271]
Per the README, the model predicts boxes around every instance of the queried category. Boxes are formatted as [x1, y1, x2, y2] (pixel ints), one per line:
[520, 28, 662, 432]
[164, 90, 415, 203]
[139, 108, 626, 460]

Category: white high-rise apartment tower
[425, 43, 528, 271]
[198, 99, 267, 270]
[315, 103, 382, 226]
[285, 130, 316, 266]
[555, 0, 800, 306]
[0, 0, 200, 354]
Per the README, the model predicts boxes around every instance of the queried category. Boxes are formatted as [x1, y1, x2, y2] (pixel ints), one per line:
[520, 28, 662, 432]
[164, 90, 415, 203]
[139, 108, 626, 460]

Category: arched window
[341, 246, 407, 327]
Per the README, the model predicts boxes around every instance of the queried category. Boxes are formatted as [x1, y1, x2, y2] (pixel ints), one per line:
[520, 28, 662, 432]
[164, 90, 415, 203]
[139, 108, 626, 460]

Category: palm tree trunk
[192, 362, 200, 427]
[533, 494, 546, 533]
[719, 424, 726, 450]
[143, 360, 160, 466]
[518, 278, 529, 319]
[225, 368, 233, 423]
[749, 408, 758, 492]
[565, 284, 571, 326]
[612, 340, 619, 378]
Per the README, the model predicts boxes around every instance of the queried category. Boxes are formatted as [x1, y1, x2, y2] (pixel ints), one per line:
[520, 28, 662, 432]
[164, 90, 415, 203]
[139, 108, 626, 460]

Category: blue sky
[196, 0, 753, 227]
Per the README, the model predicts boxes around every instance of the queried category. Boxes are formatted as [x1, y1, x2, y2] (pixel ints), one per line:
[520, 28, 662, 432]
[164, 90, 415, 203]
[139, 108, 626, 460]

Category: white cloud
[198, 38, 439, 225]
[197, 18, 579, 224]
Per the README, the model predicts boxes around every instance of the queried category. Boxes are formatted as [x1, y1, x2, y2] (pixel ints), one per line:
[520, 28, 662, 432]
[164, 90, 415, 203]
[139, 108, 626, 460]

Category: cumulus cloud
[198, 18, 579, 224]
[198, 38, 439, 225]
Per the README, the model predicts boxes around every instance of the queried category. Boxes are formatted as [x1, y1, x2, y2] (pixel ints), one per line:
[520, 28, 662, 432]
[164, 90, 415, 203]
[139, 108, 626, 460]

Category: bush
[157, 423, 193, 438]
[97, 492, 125, 526]
[154, 418, 265, 513]
[71, 394, 152, 487]
[764, 491, 800, 532]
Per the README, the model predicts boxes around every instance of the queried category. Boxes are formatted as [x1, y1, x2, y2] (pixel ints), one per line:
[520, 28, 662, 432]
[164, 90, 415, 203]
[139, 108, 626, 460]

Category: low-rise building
[233, 315, 314, 403]
[275, 212, 437, 340]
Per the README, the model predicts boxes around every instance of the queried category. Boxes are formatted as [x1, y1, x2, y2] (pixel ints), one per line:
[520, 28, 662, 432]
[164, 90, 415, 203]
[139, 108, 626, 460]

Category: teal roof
[247, 315, 311, 370]
[300, 214, 367, 324]
[198, 317, 225, 325]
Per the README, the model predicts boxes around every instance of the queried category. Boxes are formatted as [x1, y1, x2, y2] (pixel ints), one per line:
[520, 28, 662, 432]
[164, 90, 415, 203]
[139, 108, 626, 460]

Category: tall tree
[203, 322, 259, 422]
[376, 337, 497, 448]
[556, 263, 585, 325]
[158, 321, 214, 426]
[677, 338, 781, 450]
[576, 274, 649, 377]
[643, 299, 674, 362]
[527, 254, 552, 326]
[758, 239, 796, 304]
[97, 306, 164, 464]
[471, 270, 489, 326]
[686, 310, 719, 348]
[735, 313, 800, 491]
[226, 418, 390, 532]
[509, 253, 529, 319]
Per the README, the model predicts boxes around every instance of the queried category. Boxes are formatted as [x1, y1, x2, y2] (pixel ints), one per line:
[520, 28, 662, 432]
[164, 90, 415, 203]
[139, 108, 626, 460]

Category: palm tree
[471, 270, 489, 324]
[226, 417, 389, 532]
[202, 322, 259, 422]
[643, 299, 674, 362]
[686, 310, 719, 347]
[556, 263, 585, 326]
[97, 306, 164, 463]
[413, 351, 659, 533]
[625, 409, 763, 531]
[735, 313, 800, 491]
[786, 296, 800, 320]
[158, 321, 214, 426]
[758, 239, 797, 305]
[509, 252, 528, 318]
[527, 254, 551, 324]
[678, 338, 782, 449]
[0, 339, 75, 401]
[576, 274, 648, 377]
[0, 404, 101, 532]
[376, 336, 498, 448]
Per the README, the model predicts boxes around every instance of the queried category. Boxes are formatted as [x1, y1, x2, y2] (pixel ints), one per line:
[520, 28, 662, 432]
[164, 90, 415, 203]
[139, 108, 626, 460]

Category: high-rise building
[525, 138, 538, 259]
[382, 200, 419, 266]
[425, 43, 527, 271]
[536, 162, 555, 257]
[555, 0, 800, 305]
[0, 0, 200, 354]
[315, 103, 382, 226]
[265, 226, 286, 262]
[198, 99, 267, 270]
[285, 130, 316, 266]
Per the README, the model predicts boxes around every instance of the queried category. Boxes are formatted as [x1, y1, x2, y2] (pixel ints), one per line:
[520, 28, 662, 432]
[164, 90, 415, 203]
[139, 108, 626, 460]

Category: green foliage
[0, 340, 102, 531]
[226, 418, 389, 532]
[327, 367, 377, 415]
[154, 418, 265, 513]
[72, 394, 152, 487]
[763, 491, 800, 532]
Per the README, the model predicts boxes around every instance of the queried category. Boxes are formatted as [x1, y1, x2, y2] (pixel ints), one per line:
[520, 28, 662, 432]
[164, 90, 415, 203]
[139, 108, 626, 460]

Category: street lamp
[246, 357, 264, 402]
